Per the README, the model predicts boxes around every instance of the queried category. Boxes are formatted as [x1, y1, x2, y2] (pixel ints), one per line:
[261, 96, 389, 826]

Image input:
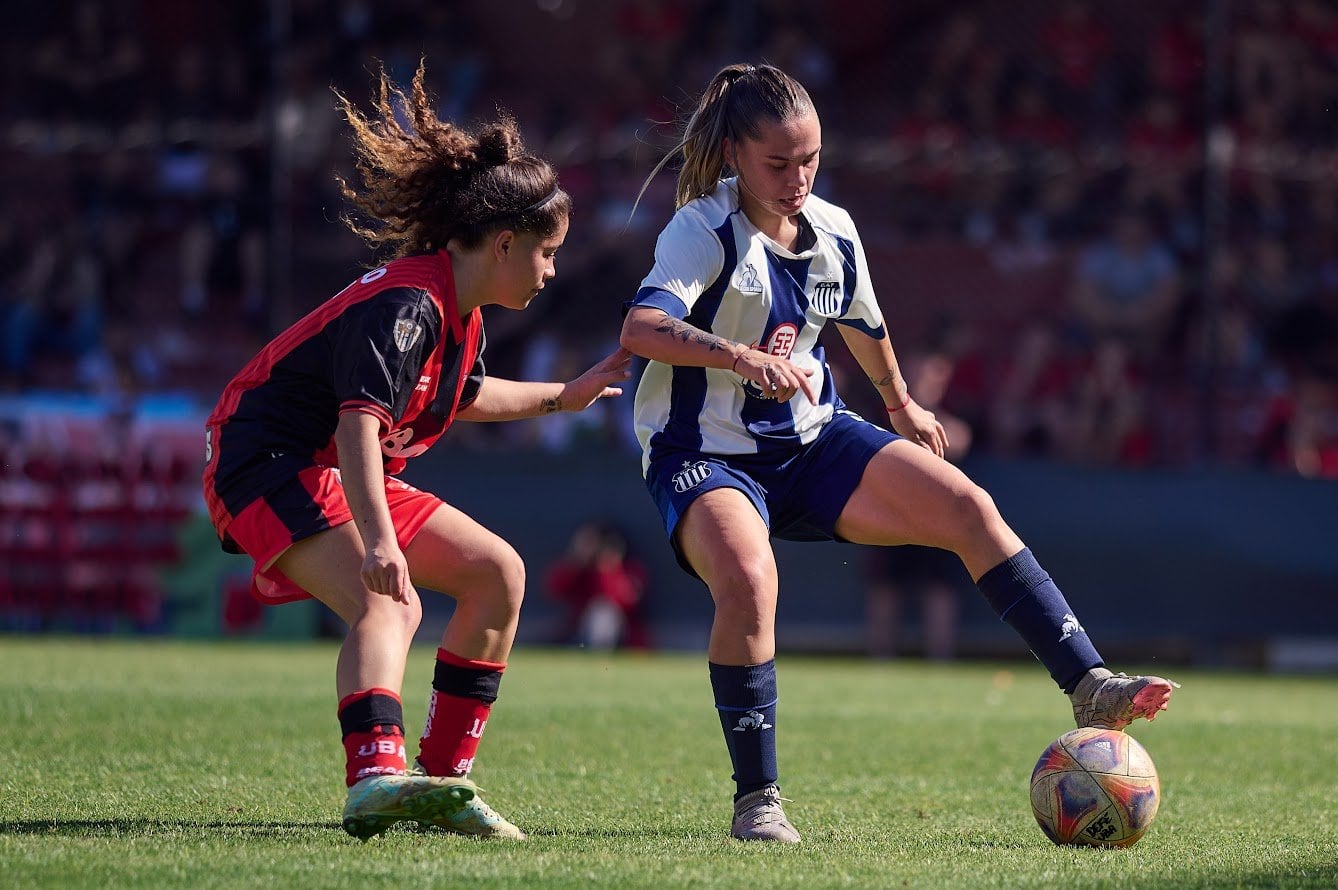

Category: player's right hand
[735, 348, 818, 405]
[361, 542, 417, 605]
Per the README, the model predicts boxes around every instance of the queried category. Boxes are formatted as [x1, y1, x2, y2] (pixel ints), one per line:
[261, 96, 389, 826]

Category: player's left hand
[888, 399, 949, 458]
[559, 346, 633, 411]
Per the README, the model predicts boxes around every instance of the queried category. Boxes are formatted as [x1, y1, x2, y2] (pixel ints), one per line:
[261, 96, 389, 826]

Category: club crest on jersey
[393, 319, 423, 352]
[736, 263, 764, 294]
[672, 460, 713, 493]
[809, 280, 841, 316]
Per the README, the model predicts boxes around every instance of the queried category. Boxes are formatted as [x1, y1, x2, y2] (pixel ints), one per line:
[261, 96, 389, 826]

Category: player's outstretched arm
[455, 347, 631, 422]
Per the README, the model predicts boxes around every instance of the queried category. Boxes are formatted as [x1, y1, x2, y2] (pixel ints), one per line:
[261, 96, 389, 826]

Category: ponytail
[633, 63, 814, 214]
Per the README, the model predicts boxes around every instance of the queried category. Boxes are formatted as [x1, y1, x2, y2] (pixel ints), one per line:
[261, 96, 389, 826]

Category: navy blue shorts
[644, 410, 898, 577]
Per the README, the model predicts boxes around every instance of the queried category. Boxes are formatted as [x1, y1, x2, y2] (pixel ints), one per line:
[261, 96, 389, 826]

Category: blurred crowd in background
[2, 0, 1337, 478]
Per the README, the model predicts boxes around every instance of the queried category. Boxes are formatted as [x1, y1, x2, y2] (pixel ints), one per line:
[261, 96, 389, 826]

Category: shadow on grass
[1, 819, 338, 837]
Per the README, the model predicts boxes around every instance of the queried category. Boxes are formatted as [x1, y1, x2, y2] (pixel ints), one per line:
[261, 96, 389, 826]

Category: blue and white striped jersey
[630, 178, 886, 471]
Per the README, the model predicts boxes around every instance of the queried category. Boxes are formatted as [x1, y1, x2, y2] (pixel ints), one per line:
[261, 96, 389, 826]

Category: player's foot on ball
[731, 785, 801, 843]
[342, 773, 477, 840]
[1070, 667, 1178, 730]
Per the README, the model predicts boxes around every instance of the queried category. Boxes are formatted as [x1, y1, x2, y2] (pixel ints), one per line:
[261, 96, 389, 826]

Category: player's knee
[494, 546, 526, 615]
[708, 554, 777, 623]
[465, 542, 526, 617]
[353, 590, 422, 640]
[946, 483, 1001, 542]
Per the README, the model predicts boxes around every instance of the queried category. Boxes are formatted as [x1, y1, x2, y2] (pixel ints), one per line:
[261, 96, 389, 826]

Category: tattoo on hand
[540, 396, 562, 414]
[654, 316, 725, 352]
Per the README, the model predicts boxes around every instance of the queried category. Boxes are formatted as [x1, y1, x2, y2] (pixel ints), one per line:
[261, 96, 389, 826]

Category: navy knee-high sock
[976, 548, 1102, 692]
[709, 660, 779, 801]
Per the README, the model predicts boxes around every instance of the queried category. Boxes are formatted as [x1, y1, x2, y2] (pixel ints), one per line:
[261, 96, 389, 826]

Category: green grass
[1, 638, 1335, 889]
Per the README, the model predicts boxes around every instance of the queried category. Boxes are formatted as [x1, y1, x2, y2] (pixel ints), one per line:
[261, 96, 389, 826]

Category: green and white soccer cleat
[1070, 667, 1178, 730]
[341, 773, 477, 840]
[407, 761, 526, 839]
[424, 793, 527, 839]
[731, 785, 801, 843]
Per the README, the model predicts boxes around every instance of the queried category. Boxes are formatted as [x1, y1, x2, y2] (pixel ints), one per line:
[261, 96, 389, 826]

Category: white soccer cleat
[731, 785, 801, 843]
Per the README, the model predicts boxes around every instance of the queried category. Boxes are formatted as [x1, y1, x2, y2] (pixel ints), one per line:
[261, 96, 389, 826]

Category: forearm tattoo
[654, 315, 729, 352]
[870, 371, 903, 389]
[540, 395, 563, 414]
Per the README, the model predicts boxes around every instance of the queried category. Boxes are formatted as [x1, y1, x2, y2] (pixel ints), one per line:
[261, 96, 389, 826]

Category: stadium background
[1, 0, 1335, 667]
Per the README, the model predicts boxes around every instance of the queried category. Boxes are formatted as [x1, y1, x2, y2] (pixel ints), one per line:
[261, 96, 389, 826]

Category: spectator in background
[1257, 365, 1338, 479]
[989, 319, 1075, 459]
[1069, 206, 1183, 361]
[178, 153, 268, 322]
[545, 519, 651, 650]
[1064, 336, 1154, 467]
[1241, 235, 1314, 332]
[864, 350, 973, 661]
[888, 84, 968, 236]
[1039, 0, 1115, 134]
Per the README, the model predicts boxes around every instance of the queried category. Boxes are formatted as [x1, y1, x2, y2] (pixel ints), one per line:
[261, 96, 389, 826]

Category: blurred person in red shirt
[545, 520, 651, 650]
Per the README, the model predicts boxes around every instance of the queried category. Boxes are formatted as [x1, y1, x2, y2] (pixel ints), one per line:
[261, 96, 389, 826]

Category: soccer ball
[1029, 727, 1160, 847]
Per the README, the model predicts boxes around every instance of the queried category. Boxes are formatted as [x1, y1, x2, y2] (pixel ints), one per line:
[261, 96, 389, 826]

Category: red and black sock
[338, 687, 407, 788]
[417, 649, 505, 778]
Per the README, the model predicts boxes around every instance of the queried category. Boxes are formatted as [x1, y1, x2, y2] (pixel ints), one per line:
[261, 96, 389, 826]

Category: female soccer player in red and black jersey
[202, 63, 630, 841]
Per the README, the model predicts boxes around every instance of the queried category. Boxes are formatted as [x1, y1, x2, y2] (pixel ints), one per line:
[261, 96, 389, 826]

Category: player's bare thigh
[679, 486, 780, 662]
[677, 486, 779, 601]
[272, 522, 418, 626]
[834, 439, 1023, 579]
[403, 501, 525, 607]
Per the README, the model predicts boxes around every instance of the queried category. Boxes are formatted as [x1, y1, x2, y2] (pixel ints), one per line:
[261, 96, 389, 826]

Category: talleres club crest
[672, 460, 712, 493]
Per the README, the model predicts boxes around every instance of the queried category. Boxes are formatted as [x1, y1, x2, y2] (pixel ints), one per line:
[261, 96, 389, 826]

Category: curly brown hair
[335, 60, 570, 258]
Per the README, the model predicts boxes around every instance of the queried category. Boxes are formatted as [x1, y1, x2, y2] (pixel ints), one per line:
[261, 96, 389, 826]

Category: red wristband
[731, 350, 747, 373]
[885, 392, 911, 413]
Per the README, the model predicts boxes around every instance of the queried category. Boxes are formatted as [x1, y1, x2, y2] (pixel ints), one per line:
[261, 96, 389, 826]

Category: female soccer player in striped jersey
[620, 63, 1174, 843]
[203, 63, 629, 840]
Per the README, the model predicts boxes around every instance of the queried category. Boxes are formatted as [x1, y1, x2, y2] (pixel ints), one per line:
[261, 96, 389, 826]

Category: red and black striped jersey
[204, 250, 483, 528]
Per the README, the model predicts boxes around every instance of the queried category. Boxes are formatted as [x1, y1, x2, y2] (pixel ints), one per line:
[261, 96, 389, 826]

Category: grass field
[2, 638, 1335, 889]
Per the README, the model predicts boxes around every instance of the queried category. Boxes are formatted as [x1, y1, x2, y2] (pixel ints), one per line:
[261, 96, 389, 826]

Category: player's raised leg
[404, 502, 528, 839]
[271, 524, 476, 840]
[679, 487, 800, 843]
[836, 439, 1174, 727]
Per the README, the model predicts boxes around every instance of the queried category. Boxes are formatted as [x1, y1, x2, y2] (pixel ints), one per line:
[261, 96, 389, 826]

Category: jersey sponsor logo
[731, 709, 772, 732]
[810, 280, 841, 316]
[381, 427, 430, 460]
[736, 263, 764, 294]
[763, 323, 798, 360]
[671, 459, 713, 493]
[1058, 612, 1086, 641]
[394, 318, 424, 352]
[414, 374, 432, 393]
